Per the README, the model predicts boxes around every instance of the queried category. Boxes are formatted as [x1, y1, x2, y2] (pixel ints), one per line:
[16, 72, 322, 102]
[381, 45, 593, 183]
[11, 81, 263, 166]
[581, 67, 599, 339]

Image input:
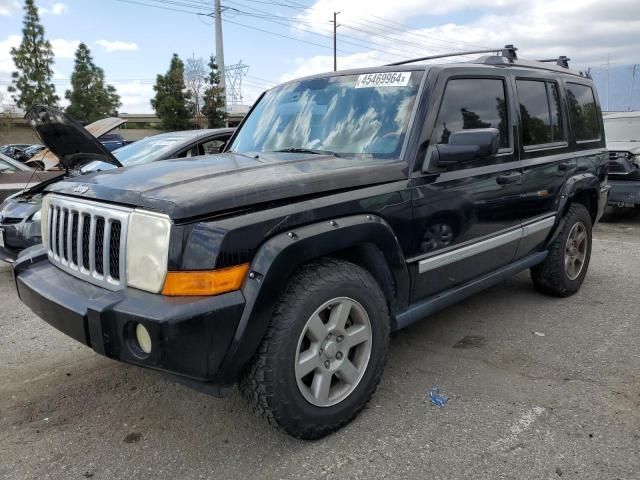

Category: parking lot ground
[1, 213, 639, 480]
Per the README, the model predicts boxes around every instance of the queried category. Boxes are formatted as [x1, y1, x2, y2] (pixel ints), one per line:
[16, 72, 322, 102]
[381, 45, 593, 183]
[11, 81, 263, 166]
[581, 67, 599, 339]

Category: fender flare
[551, 172, 600, 243]
[215, 214, 410, 383]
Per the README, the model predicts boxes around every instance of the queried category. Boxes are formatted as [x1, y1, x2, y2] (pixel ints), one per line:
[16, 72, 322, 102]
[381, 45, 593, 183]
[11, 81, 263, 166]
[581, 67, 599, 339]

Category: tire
[531, 203, 592, 297]
[240, 258, 390, 439]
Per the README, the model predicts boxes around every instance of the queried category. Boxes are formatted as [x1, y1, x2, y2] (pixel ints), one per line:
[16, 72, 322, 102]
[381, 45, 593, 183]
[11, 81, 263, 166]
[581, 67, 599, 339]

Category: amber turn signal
[161, 264, 250, 296]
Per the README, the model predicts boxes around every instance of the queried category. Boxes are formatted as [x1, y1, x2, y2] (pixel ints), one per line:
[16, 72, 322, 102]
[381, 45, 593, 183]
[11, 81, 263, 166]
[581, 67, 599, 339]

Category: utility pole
[629, 64, 637, 112]
[214, 0, 228, 119]
[606, 53, 610, 111]
[330, 11, 341, 71]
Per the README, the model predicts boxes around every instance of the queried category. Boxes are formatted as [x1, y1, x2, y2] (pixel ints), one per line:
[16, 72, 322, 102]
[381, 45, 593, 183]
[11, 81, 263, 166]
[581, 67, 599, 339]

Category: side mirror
[423, 128, 500, 172]
[218, 142, 227, 154]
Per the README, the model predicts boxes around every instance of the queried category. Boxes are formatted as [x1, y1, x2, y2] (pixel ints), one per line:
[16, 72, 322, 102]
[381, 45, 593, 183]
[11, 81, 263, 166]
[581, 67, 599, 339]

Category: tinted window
[566, 83, 600, 141]
[432, 78, 509, 149]
[517, 80, 563, 146]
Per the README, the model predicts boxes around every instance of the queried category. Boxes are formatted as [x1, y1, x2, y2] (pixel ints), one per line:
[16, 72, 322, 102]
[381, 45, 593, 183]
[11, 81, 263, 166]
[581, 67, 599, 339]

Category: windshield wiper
[272, 148, 342, 157]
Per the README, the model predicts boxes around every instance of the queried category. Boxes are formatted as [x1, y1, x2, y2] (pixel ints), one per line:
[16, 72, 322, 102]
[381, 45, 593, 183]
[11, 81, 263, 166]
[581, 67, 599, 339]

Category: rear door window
[566, 83, 601, 142]
[431, 78, 509, 150]
[516, 80, 564, 147]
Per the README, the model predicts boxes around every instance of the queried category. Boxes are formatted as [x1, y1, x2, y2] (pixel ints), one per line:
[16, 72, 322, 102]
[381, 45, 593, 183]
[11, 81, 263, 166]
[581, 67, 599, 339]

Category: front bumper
[13, 248, 246, 389]
[607, 179, 640, 206]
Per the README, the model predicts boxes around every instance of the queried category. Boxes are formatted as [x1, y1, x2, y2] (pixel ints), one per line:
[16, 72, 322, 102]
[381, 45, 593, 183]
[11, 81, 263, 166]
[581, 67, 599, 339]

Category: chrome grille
[46, 195, 132, 290]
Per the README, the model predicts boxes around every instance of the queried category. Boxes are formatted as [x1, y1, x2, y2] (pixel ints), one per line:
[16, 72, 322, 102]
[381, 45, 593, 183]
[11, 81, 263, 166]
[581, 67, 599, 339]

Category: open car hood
[24, 106, 123, 171]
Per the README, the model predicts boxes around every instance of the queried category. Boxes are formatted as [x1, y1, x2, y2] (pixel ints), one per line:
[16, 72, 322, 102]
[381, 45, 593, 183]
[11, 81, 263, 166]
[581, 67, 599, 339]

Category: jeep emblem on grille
[73, 184, 89, 194]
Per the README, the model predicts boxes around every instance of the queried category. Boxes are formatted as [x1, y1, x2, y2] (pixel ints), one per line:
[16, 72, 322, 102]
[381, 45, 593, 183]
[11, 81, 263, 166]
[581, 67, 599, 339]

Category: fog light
[135, 323, 152, 354]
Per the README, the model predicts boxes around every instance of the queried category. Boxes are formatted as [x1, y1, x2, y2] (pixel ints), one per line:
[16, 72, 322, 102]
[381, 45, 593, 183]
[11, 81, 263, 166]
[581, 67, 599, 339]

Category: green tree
[8, 0, 59, 109]
[151, 54, 192, 130]
[65, 43, 120, 123]
[202, 56, 227, 128]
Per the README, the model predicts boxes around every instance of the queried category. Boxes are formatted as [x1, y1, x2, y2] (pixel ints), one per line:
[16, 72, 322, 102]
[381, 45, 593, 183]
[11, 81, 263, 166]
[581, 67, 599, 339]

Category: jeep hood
[25, 105, 123, 171]
[606, 141, 640, 154]
[45, 152, 407, 220]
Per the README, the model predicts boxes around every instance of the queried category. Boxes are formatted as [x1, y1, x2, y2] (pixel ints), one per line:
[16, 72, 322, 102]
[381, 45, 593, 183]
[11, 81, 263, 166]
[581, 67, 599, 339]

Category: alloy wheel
[294, 297, 372, 407]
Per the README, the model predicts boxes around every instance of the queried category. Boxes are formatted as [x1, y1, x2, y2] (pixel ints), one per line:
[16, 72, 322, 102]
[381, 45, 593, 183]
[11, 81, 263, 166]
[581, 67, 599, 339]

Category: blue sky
[1, 0, 640, 113]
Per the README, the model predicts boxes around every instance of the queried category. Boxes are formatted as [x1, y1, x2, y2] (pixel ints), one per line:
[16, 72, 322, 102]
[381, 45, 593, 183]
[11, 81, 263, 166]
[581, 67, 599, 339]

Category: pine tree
[65, 43, 121, 123]
[8, 0, 59, 109]
[151, 54, 192, 131]
[202, 56, 227, 128]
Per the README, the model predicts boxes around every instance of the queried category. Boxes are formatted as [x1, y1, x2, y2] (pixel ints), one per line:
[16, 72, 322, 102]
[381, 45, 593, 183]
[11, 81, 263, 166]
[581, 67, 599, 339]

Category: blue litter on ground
[429, 387, 449, 407]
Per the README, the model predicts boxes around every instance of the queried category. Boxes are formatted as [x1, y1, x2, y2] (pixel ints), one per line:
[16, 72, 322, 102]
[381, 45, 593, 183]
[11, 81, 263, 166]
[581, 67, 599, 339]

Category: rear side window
[432, 78, 509, 149]
[566, 83, 601, 141]
[516, 80, 564, 147]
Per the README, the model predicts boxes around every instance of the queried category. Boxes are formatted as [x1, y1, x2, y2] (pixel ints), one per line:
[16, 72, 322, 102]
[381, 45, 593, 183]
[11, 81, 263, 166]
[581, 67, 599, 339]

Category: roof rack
[386, 44, 518, 66]
[537, 56, 571, 68]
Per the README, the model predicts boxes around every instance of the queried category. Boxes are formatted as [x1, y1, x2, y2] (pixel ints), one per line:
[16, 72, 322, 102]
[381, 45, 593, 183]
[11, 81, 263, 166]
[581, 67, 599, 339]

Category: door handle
[496, 172, 522, 185]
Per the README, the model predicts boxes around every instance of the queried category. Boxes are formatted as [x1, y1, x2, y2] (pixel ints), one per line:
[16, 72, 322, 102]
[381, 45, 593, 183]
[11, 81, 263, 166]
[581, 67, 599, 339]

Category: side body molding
[215, 214, 411, 383]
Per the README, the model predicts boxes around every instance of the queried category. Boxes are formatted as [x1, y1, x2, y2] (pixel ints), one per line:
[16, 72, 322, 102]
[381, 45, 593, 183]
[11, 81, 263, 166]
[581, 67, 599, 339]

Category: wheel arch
[215, 214, 410, 383]
[560, 173, 600, 223]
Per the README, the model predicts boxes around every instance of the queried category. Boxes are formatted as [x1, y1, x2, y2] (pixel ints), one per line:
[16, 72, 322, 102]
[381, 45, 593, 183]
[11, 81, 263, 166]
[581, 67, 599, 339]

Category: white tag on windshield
[355, 72, 411, 88]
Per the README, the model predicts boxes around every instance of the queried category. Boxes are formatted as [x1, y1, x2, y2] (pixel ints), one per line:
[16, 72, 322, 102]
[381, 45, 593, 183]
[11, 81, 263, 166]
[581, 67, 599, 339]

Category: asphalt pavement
[0, 212, 639, 479]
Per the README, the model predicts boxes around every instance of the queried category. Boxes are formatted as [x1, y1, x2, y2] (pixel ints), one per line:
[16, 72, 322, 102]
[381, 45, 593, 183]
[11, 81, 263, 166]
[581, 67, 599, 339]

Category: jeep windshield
[229, 71, 423, 159]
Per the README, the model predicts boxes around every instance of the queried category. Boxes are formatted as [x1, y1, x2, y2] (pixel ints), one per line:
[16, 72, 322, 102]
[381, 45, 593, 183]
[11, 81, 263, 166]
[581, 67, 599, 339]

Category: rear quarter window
[566, 83, 601, 142]
[516, 79, 564, 147]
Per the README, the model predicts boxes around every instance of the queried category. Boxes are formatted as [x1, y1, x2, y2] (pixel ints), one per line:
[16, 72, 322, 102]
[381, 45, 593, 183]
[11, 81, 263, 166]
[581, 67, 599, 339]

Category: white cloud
[50, 38, 80, 59]
[298, 0, 520, 29]
[111, 81, 155, 113]
[282, 0, 640, 81]
[40, 2, 68, 15]
[0, 34, 20, 72]
[96, 40, 139, 53]
[0, 0, 20, 16]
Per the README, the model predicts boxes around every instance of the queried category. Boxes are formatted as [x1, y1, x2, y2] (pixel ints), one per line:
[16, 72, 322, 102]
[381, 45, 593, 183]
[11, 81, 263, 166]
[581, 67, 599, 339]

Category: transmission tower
[224, 61, 249, 106]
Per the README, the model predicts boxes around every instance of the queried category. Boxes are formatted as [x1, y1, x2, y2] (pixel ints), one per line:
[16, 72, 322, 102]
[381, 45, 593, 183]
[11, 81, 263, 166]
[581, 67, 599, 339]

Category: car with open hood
[25, 115, 128, 171]
[0, 107, 234, 262]
[13, 46, 609, 439]
[603, 111, 640, 209]
[0, 144, 32, 161]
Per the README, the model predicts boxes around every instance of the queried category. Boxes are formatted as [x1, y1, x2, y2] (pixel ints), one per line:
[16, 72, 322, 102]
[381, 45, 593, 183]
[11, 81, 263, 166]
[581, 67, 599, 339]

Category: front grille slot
[109, 222, 121, 280]
[82, 214, 91, 269]
[62, 209, 69, 261]
[95, 217, 105, 275]
[45, 195, 131, 291]
[71, 212, 79, 265]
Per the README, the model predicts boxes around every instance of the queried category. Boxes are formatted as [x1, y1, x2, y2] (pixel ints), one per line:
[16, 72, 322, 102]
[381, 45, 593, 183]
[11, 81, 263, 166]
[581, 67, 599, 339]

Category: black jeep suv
[13, 46, 609, 439]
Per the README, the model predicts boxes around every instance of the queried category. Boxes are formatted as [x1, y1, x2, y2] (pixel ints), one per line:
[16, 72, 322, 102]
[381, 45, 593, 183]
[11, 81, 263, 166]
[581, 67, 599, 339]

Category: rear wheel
[531, 203, 592, 297]
[240, 258, 390, 439]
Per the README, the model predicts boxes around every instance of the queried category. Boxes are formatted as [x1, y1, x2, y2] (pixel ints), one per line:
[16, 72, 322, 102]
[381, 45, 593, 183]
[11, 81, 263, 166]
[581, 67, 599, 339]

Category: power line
[363, 13, 487, 50]
[116, 0, 211, 15]
[224, 1, 420, 61]
[271, 0, 487, 51]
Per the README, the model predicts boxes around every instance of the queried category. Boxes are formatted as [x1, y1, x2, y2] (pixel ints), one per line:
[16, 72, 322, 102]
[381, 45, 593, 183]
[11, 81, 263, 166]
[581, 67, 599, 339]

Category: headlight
[40, 195, 50, 246]
[126, 210, 171, 293]
[31, 210, 41, 222]
[633, 154, 640, 168]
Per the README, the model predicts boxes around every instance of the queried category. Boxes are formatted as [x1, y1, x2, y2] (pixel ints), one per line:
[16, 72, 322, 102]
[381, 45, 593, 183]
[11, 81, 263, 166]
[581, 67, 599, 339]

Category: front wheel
[531, 203, 592, 297]
[240, 259, 390, 439]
